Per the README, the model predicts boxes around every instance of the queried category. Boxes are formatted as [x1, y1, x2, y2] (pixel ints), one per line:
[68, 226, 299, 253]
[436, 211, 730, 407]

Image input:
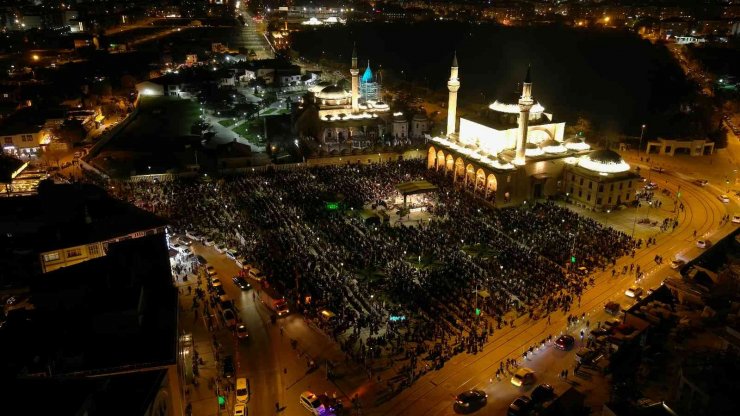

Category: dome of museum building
[578, 149, 630, 173]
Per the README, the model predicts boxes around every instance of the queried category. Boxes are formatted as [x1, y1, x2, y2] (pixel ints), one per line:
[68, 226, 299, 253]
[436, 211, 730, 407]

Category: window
[628, 181, 632, 188]
[608, 197, 612, 204]
[579, 178, 584, 186]
[4, 137, 11, 144]
[626, 193, 630, 200]
[597, 197, 602, 205]
[598, 184, 604, 192]
[588, 182, 592, 190]
[43, 252, 60, 262]
[619, 183, 623, 190]
[578, 190, 582, 197]
[610, 184, 614, 191]
[587, 193, 591, 201]
[66, 248, 82, 258]
[569, 187, 573, 194]
[88, 244, 100, 256]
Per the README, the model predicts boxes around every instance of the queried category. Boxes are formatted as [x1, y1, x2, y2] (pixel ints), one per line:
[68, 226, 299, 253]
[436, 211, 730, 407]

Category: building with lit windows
[563, 150, 640, 210]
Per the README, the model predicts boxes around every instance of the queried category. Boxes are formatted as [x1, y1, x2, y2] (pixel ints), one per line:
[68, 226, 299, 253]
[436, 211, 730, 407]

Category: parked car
[204, 238, 215, 246]
[732, 214, 740, 224]
[454, 389, 487, 411]
[507, 396, 531, 416]
[222, 355, 235, 378]
[718, 194, 730, 203]
[644, 182, 658, 190]
[604, 301, 621, 316]
[575, 348, 598, 364]
[590, 327, 610, 338]
[206, 266, 217, 276]
[696, 239, 709, 249]
[222, 309, 236, 328]
[694, 179, 708, 186]
[670, 259, 685, 269]
[234, 403, 246, 416]
[511, 368, 536, 387]
[530, 384, 555, 403]
[554, 334, 575, 351]
[625, 286, 644, 298]
[236, 377, 248, 403]
[232, 276, 251, 290]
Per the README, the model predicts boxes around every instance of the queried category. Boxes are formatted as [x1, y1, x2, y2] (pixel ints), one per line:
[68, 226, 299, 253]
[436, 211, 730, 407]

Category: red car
[554, 334, 575, 351]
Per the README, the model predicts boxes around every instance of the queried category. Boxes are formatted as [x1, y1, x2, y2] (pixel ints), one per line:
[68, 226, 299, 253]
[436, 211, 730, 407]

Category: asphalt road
[191, 244, 354, 416]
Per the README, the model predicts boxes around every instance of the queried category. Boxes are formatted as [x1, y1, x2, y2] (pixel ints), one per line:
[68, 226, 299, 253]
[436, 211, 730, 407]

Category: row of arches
[427, 146, 499, 199]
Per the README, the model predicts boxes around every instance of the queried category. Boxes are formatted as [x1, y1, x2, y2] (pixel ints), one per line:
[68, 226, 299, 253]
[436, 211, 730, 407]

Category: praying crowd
[111, 159, 634, 387]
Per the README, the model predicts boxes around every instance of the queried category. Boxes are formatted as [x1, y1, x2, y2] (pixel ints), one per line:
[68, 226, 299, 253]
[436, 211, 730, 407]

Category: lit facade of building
[428, 57, 638, 208]
[359, 62, 380, 102]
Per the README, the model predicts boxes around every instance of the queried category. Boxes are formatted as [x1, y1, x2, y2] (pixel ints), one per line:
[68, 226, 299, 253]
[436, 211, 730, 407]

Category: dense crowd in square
[112, 159, 633, 385]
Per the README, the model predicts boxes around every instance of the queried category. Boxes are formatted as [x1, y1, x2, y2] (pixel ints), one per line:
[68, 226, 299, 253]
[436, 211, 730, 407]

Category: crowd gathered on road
[112, 159, 633, 389]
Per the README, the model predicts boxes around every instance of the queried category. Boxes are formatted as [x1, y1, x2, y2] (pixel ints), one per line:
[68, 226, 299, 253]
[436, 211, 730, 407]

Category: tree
[54, 119, 87, 145]
[41, 148, 65, 168]
[565, 116, 592, 138]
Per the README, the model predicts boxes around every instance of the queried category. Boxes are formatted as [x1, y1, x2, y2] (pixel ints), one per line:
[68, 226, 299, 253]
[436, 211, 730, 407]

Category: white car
[204, 238, 215, 246]
[718, 194, 730, 203]
[696, 240, 708, 249]
[299, 391, 322, 415]
[732, 214, 740, 224]
[670, 259, 685, 269]
[234, 403, 246, 416]
[625, 286, 644, 298]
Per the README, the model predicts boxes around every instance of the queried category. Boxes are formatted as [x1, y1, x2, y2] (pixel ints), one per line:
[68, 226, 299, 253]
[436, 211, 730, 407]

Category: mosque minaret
[350, 43, 360, 114]
[446, 52, 460, 137]
[514, 66, 534, 165]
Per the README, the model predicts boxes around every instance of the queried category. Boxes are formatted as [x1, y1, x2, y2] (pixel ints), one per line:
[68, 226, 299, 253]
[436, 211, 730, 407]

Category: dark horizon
[291, 21, 693, 137]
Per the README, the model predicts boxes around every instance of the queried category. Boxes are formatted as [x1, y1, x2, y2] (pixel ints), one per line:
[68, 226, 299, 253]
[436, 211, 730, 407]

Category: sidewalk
[175, 269, 223, 416]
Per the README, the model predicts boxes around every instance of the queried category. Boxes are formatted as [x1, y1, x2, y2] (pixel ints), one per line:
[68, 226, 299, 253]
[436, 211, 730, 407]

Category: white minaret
[350, 43, 359, 114]
[446, 52, 460, 138]
[514, 65, 533, 166]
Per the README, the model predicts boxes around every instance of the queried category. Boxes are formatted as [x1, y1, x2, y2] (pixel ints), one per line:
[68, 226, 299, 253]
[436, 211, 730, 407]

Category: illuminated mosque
[298, 46, 418, 150]
[428, 55, 640, 210]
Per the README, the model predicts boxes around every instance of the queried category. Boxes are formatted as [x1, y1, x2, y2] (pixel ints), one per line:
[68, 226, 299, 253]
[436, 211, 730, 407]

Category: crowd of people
[111, 159, 633, 388]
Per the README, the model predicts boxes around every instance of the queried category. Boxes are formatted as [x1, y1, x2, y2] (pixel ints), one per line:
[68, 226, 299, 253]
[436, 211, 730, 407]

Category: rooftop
[0, 181, 167, 254]
[0, 231, 177, 378]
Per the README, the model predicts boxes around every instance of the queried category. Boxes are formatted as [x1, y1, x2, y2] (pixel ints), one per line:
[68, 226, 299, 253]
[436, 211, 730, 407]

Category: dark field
[292, 22, 692, 136]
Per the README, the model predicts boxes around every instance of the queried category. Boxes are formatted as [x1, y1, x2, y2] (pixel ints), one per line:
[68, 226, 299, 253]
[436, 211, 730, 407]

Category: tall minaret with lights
[350, 43, 360, 114]
[446, 52, 460, 138]
[514, 65, 533, 165]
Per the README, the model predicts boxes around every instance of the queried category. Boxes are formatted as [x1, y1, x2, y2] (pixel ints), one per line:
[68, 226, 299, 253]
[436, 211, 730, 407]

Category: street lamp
[639, 124, 646, 157]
